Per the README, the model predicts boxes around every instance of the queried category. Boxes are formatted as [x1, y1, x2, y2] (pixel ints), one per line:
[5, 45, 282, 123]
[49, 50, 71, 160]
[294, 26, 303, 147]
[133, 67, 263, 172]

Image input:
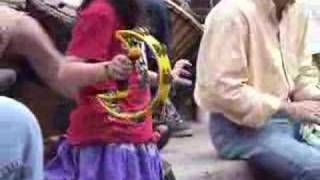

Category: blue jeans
[0, 96, 43, 180]
[210, 113, 320, 180]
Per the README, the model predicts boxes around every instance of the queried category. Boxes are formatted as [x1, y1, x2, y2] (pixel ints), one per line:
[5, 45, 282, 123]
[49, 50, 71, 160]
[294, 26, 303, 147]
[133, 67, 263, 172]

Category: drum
[12, 80, 64, 138]
[27, 0, 204, 62]
[26, 0, 77, 52]
[0, 0, 26, 10]
[164, 0, 203, 63]
[0, 0, 28, 70]
[0, 57, 63, 138]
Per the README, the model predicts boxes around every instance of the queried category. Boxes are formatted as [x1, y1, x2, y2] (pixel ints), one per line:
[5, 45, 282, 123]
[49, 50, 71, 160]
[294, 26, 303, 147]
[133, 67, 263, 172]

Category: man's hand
[171, 59, 192, 86]
[280, 101, 320, 125]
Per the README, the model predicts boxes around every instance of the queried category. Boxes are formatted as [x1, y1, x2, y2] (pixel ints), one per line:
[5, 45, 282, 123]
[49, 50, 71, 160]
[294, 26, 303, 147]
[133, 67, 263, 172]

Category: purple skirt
[45, 139, 163, 180]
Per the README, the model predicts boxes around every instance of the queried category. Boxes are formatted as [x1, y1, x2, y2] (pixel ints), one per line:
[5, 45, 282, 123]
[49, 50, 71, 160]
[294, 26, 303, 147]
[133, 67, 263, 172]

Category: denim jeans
[210, 113, 320, 180]
[0, 96, 43, 180]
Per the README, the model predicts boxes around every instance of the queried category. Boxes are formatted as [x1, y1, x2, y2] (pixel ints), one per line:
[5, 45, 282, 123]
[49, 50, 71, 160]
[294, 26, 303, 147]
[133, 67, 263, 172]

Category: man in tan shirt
[195, 0, 320, 179]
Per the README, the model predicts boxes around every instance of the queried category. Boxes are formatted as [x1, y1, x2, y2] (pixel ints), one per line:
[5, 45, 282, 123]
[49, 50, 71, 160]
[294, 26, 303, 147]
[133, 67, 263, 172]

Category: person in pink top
[45, 0, 191, 179]
[0, 6, 126, 180]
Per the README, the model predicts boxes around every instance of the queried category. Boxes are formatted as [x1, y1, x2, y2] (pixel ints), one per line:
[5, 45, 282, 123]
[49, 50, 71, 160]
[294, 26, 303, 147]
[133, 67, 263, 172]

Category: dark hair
[79, 0, 142, 29]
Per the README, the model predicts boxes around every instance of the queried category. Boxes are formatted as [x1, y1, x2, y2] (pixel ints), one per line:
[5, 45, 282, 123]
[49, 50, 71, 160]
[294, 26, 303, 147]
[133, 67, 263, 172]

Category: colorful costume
[45, 1, 162, 179]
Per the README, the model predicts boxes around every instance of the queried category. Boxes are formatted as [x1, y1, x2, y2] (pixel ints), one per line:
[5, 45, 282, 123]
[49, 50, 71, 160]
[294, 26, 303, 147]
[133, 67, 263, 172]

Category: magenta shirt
[66, 0, 157, 145]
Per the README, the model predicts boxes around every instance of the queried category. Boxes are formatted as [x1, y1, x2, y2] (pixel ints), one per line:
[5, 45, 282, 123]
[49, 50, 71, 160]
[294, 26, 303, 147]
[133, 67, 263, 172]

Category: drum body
[26, 0, 76, 52]
[27, 0, 204, 62]
[0, 0, 26, 10]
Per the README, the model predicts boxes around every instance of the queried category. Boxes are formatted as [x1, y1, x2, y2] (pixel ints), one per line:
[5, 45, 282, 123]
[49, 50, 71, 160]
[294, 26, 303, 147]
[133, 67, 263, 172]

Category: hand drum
[96, 28, 172, 121]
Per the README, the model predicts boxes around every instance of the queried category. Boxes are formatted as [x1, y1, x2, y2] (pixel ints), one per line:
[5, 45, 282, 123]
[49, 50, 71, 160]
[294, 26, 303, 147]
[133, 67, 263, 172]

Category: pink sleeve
[66, 3, 117, 61]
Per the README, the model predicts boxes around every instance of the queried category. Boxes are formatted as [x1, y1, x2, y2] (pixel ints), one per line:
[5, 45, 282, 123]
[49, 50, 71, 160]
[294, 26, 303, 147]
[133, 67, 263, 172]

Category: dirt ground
[161, 118, 255, 180]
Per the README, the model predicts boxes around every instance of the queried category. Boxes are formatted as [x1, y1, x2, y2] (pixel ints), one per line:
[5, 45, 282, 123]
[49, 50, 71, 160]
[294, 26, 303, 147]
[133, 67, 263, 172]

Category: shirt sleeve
[292, 7, 320, 101]
[194, 12, 281, 128]
[292, 52, 320, 101]
[66, 5, 116, 61]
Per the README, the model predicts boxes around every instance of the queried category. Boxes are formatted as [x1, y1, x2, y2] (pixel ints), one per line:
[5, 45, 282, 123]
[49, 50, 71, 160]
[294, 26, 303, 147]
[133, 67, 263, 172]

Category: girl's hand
[171, 59, 192, 86]
[106, 54, 133, 80]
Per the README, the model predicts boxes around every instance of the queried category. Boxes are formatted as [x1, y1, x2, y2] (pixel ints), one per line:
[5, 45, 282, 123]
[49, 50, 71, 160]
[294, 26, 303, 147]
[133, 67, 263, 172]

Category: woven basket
[165, 0, 203, 63]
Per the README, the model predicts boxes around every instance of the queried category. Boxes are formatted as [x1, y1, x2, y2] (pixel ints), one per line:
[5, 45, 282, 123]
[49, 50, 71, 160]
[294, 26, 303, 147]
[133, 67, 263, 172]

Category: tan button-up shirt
[194, 0, 320, 127]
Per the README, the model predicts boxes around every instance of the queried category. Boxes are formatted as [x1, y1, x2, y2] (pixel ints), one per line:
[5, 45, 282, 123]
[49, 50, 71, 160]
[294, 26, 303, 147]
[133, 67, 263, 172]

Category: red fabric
[65, 0, 155, 145]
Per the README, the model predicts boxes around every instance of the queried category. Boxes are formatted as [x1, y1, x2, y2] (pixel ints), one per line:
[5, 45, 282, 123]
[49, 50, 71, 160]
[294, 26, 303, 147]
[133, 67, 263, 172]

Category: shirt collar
[254, 0, 296, 17]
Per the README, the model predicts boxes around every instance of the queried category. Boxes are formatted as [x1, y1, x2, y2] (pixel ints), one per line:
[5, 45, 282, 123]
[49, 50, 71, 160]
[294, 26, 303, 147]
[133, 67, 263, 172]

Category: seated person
[195, 0, 320, 179]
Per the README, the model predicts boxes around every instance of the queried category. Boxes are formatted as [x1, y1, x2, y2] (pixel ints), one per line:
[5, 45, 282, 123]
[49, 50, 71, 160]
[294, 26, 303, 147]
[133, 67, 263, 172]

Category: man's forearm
[278, 101, 290, 114]
[7, 14, 62, 84]
[6, 14, 110, 97]
[292, 85, 320, 101]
